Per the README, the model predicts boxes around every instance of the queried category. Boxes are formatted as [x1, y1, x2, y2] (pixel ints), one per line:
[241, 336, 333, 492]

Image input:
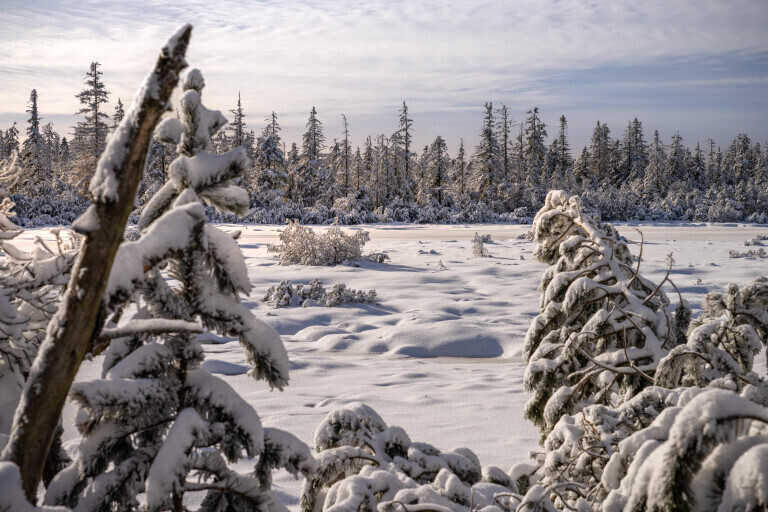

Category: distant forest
[1, 62, 766, 227]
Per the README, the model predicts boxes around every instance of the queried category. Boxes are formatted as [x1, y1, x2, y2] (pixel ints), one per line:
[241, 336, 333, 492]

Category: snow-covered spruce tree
[45, 68, 314, 511]
[0, 197, 77, 480]
[302, 403, 523, 512]
[71, 62, 110, 193]
[513, 191, 768, 511]
[523, 190, 684, 440]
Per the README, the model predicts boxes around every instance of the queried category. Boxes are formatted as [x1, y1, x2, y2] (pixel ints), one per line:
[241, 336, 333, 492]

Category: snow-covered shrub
[267, 219, 372, 266]
[302, 403, 520, 512]
[0, 198, 77, 477]
[729, 248, 767, 258]
[516, 230, 534, 241]
[523, 190, 684, 439]
[45, 68, 314, 511]
[744, 234, 768, 246]
[472, 232, 489, 257]
[263, 279, 378, 308]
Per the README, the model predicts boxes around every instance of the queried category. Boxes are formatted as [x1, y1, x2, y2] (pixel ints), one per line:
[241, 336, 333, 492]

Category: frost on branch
[267, 219, 375, 266]
[45, 67, 313, 512]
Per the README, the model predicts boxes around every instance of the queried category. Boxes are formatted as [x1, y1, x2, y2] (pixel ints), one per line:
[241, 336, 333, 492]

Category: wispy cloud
[1, 0, 766, 149]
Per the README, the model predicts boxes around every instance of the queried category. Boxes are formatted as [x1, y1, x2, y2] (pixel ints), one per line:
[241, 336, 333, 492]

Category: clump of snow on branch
[263, 279, 378, 308]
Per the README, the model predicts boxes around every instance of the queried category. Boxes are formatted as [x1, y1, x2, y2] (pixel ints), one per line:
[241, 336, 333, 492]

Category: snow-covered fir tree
[523, 107, 548, 198]
[111, 98, 125, 132]
[72, 61, 110, 192]
[471, 102, 502, 203]
[18, 89, 49, 195]
[641, 130, 666, 200]
[296, 107, 327, 206]
[45, 68, 314, 511]
[254, 111, 287, 204]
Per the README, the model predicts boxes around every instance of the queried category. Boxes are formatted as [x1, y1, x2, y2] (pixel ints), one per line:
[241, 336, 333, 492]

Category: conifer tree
[338, 114, 352, 197]
[111, 98, 125, 132]
[46, 68, 314, 511]
[18, 90, 48, 194]
[620, 118, 648, 183]
[550, 115, 572, 187]
[495, 103, 514, 181]
[451, 138, 468, 198]
[523, 107, 548, 196]
[588, 121, 612, 184]
[666, 132, 686, 183]
[2, 123, 20, 160]
[398, 101, 414, 197]
[297, 107, 327, 205]
[641, 130, 666, 200]
[471, 102, 501, 202]
[72, 62, 110, 190]
[523, 190, 682, 437]
[228, 92, 246, 148]
[428, 135, 451, 206]
[254, 111, 286, 202]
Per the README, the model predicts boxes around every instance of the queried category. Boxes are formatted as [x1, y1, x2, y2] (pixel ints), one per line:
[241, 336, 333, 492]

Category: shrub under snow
[267, 219, 372, 266]
[263, 279, 378, 308]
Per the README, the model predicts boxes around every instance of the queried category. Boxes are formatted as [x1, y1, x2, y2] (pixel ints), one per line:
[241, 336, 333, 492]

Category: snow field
[49, 222, 768, 509]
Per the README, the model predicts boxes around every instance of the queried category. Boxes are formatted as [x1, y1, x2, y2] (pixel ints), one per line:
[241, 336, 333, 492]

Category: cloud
[1, 0, 766, 149]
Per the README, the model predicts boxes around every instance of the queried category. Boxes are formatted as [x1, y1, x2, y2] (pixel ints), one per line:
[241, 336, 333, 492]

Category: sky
[1, 0, 767, 154]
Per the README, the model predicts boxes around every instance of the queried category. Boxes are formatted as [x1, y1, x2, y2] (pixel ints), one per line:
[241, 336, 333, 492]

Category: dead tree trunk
[0, 24, 192, 500]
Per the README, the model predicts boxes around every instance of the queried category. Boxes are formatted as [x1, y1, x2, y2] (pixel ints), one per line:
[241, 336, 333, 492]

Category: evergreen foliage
[43, 68, 314, 511]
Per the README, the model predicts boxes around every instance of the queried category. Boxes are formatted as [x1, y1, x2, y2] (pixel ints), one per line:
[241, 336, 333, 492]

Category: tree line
[1, 63, 767, 226]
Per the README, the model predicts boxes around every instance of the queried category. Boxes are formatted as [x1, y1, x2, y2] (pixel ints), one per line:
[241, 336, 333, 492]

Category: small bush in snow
[729, 247, 767, 258]
[472, 232, 489, 257]
[263, 279, 378, 308]
[516, 230, 534, 241]
[267, 219, 371, 266]
[301, 403, 516, 512]
[744, 234, 768, 246]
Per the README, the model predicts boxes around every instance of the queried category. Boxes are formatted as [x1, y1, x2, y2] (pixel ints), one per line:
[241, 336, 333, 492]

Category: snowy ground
[18, 222, 767, 509]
